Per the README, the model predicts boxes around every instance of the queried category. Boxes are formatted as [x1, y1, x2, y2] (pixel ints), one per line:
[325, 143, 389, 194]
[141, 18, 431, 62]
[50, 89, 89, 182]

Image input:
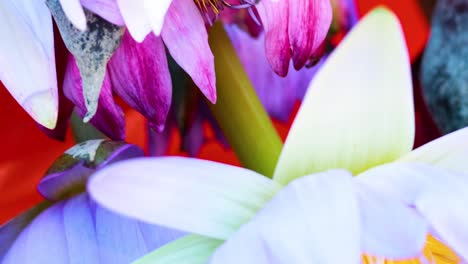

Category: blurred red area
[0, 0, 434, 224]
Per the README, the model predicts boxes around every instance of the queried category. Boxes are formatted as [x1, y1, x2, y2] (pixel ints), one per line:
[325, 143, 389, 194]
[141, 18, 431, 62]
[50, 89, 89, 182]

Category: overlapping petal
[210, 170, 361, 264]
[0, 0, 58, 129]
[162, 0, 216, 103]
[81, 0, 125, 26]
[59, 0, 87, 31]
[63, 57, 125, 140]
[274, 8, 414, 185]
[88, 157, 281, 240]
[109, 31, 172, 130]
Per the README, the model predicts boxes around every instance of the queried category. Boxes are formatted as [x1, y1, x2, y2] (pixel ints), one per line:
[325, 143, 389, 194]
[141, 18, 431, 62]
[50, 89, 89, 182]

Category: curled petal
[256, 0, 291, 76]
[211, 170, 361, 264]
[288, 0, 332, 69]
[0, 0, 58, 129]
[162, 0, 217, 103]
[63, 56, 125, 140]
[109, 31, 172, 130]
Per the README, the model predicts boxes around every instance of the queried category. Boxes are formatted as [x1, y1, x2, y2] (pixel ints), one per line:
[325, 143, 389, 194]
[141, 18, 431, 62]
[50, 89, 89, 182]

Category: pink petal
[288, 0, 332, 70]
[108, 31, 172, 130]
[162, 0, 216, 103]
[116, 0, 151, 42]
[81, 0, 125, 26]
[256, 0, 292, 76]
[63, 56, 125, 140]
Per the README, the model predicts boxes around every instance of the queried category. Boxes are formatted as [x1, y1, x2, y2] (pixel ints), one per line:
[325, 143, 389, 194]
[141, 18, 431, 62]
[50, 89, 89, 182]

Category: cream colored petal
[274, 8, 414, 185]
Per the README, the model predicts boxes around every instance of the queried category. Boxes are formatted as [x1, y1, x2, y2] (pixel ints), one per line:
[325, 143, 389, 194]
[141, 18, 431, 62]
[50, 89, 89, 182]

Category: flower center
[194, 0, 258, 15]
[362, 235, 460, 264]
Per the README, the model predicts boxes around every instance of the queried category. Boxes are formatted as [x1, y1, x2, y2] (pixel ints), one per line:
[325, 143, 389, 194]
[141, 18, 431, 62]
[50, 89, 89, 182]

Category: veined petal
[59, 0, 87, 31]
[162, 0, 216, 103]
[144, 0, 174, 36]
[256, 0, 291, 76]
[64, 56, 125, 140]
[273, 8, 414, 185]
[0, 202, 50, 262]
[116, 0, 151, 42]
[399, 127, 468, 175]
[81, 0, 125, 26]
[356, 183, 427, 259]
[108, 31, 172, 130]
[62, 194, 99, 263]
[288, 0, 332, 70]
[135, 235, 223, 264]
[88, 157, 281, 240]
[2, 203, 68, 264]
[0, 0, 58, 129]
[210, 170, 361, 264]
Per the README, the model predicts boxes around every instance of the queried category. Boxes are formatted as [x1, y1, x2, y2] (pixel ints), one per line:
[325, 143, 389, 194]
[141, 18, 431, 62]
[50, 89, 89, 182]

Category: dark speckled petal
[47, 0, 124, 121]
[63, 56, 125, 140]
[109, 31, 172, 131]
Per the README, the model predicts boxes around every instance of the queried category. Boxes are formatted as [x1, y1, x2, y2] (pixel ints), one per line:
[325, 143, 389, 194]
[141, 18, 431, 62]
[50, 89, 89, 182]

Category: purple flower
[0, 140, 182, 263]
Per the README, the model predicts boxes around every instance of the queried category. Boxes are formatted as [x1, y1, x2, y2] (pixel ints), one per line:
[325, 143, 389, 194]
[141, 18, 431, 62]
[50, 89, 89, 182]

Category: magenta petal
[288, 0, 332, 70]
[80, 0, 125, 26]
[109, 31, 172, 130]
[161, 0, 216, 103]
[63, 56, 125, 140]
[256, 0, 292, 76]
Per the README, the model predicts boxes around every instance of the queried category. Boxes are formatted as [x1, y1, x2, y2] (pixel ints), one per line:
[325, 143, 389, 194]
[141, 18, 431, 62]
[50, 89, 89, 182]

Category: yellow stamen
[362, 235, 460, 264]
[194, 0, 224, 14]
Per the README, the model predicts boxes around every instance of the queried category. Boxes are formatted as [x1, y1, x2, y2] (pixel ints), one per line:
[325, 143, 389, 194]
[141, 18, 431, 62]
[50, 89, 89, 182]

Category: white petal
[116, 0, 151, 42]
[415, 178, 468, 261]
[59, 0, 87, 31]
[273, 8, 414, 185]
[134, 235, 223, 264]
[144, 0, 173, 35]
[210, 170, 362, 264]
[356, 183, 427, 259]
[399, 127, 468, 175]
[88, 157, 281, 240]
[0, 0, 58, 129]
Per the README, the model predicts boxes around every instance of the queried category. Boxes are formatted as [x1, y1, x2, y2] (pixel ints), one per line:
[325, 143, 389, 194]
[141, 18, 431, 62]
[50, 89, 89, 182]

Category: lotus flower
[0, 140, 182, 263]
[89, 8, 468, 263]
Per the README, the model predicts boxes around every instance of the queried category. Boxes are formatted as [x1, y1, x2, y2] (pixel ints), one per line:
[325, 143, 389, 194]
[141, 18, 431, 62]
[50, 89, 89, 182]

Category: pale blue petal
[3, 203, 68, 264]
[62, 194, 100, 263]
[210, 170, 361, 264]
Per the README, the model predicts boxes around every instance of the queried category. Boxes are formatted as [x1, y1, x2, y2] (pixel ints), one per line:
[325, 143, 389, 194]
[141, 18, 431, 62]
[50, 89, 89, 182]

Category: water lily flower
[89, 8, 468, 263]
[0, 140, 182, 263]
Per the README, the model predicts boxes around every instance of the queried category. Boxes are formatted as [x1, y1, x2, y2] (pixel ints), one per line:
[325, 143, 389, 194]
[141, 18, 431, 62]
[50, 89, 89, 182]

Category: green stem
[208, 23, 283, 178]
[70, 111, 106, 143]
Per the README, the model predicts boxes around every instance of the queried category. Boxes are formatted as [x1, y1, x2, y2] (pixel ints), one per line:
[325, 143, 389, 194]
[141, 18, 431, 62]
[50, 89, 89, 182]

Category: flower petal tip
[23, 91, 58, 130]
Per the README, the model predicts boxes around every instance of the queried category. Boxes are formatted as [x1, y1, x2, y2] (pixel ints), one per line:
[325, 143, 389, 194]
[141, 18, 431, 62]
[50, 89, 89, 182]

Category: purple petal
[211, 170, 361, 263]
[63, 56, 125, 140]
[226, 25, 316, 120]
[162, 0, 216, 103]
[288, 0, 332, 70]
[183, 112, 204, 156]
[0, 202, 50, 262]
[38, 140, 144, 201]
[81, 0, 125, 26]
[2, 202, 68, 264]
[256, 0, 292, 76]
[148, 121, 173, 156]
[62, 194, 100, 262]
[108, 31, 172, 130]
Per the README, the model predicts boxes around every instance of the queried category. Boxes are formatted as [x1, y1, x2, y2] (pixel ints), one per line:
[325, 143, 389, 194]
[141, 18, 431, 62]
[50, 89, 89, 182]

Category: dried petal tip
[22, 91, 58, 130]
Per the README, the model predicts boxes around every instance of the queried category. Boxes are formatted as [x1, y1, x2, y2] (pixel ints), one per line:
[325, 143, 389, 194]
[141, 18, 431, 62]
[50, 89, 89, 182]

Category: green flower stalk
[208, 22, 283, 177]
